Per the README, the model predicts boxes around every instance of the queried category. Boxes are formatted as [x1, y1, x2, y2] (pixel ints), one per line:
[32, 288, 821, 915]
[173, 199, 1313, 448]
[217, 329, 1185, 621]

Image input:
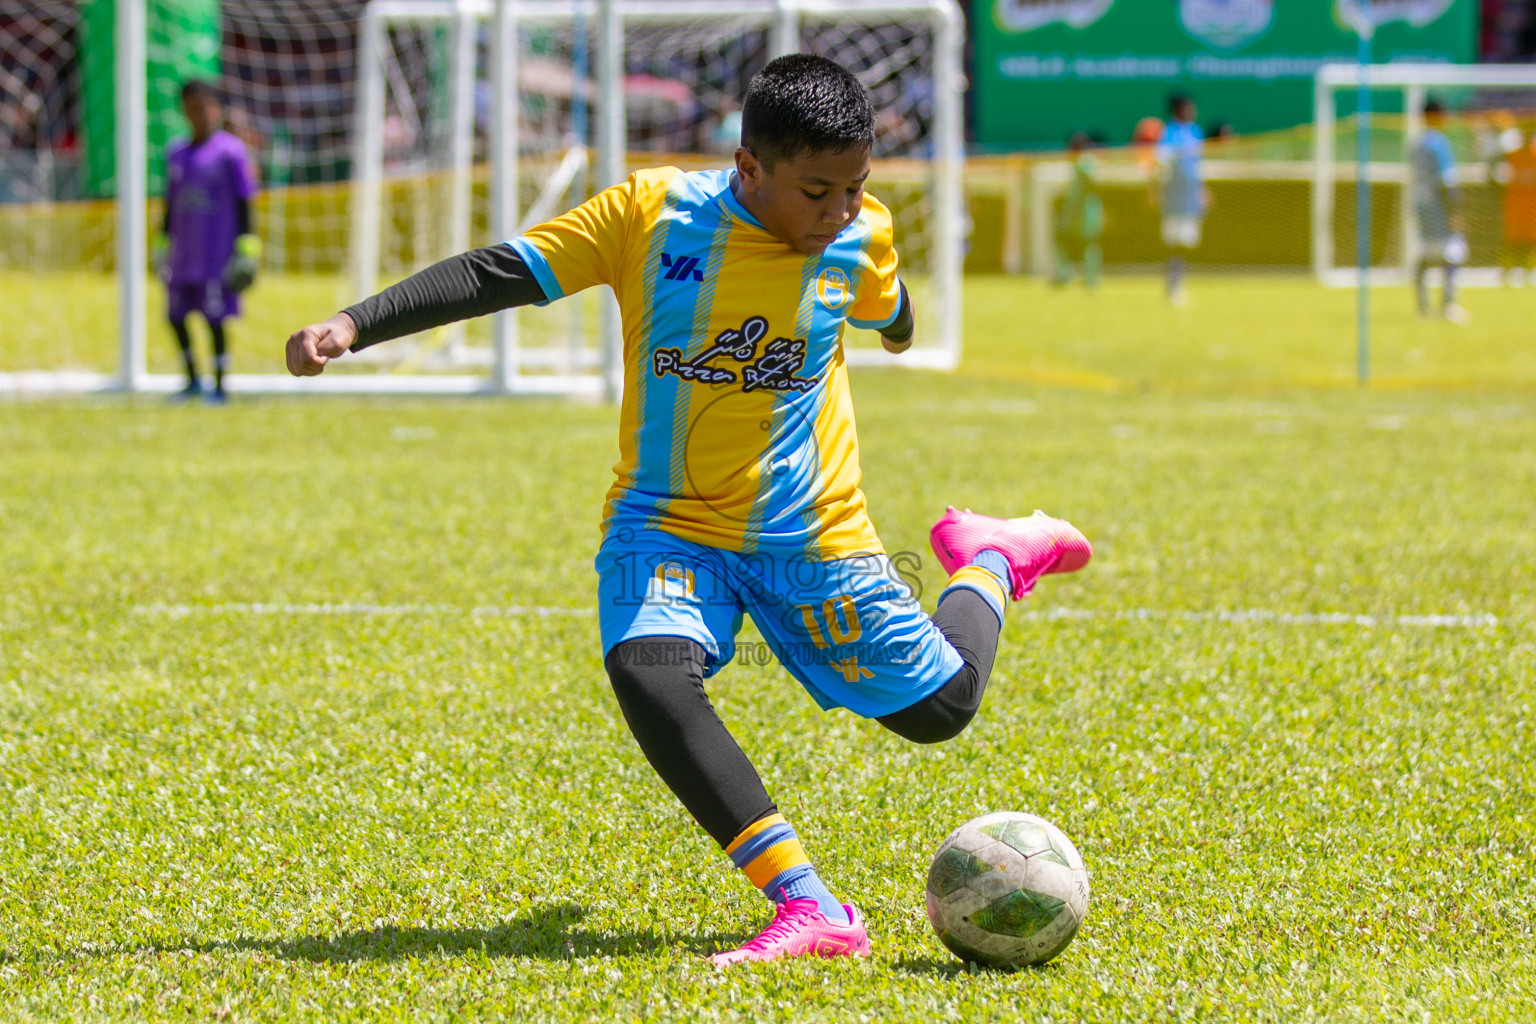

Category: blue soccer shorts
[595, 525, 965, 719]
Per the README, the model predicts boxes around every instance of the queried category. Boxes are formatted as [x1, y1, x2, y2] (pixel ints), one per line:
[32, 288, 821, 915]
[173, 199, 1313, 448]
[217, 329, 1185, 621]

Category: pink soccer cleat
[929, 507, 1092, 600]
[707, 899, 871, 967]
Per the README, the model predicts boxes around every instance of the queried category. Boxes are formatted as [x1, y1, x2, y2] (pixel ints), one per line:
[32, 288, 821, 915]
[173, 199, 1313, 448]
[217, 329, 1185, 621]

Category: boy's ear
[734, 146, 765, 188]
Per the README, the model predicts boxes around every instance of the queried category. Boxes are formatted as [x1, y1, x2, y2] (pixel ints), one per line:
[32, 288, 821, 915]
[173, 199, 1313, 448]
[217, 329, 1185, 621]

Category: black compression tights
[602, 587, 1001, 848]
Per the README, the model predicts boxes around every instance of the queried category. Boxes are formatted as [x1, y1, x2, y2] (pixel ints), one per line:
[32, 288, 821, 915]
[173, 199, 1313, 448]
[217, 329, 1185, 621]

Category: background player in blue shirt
[1412, 98, 1469, 323]
[156, 80, 260, 403]
[1154, 94, 1207, 306]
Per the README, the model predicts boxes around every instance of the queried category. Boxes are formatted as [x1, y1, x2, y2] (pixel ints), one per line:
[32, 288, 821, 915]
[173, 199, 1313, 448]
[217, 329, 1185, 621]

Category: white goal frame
[1312, 62, 1536, 288]
[354, 0, 967, 399]
[7, 0, 963, 398]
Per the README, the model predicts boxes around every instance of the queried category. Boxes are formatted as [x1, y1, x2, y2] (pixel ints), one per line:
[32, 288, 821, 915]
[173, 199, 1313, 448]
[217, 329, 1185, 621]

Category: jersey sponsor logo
[1334, 0, 1454, 31]
[652, 315, 819, 393]
[660, 251, 705, 282]
[740, 338, 816, 394]
[816, 267, 853, 309]
[648, 561, 697, 604]
[994, 0, 1112, 33]
[1178, 0, 1273, 49]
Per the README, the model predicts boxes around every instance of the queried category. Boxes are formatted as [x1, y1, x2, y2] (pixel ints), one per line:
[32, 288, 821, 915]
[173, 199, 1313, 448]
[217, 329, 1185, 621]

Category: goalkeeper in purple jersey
[156, 80, 260, 404]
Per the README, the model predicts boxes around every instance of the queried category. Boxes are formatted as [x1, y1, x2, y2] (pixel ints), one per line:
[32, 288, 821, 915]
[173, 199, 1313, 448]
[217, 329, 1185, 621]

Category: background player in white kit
[1154, 94, 1207, 307]
[1412, 98, 1469, 323]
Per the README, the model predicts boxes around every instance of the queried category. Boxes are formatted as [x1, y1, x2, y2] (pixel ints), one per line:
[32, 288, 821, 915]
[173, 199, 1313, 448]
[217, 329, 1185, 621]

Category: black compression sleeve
[877, 587, 1000, 743]
[342, 244, 549, 352]
[880, 280, 915, 346]
[235, 197, 251, 237]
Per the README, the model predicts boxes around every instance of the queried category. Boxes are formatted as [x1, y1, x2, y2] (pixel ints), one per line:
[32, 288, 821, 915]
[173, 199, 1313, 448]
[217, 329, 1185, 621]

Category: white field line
[134, 602, 594, 619]
[1018, 608, 1501, 629]
[133, 603, 1501, 630]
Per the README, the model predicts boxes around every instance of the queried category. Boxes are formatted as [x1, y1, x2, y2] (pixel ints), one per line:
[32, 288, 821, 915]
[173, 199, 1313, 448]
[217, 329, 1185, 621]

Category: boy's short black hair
[1424, 97, 1446, 116]
[740, 54, 874, 168]
[180, 79, 220, 103]
[1168, 93, 1194, 117]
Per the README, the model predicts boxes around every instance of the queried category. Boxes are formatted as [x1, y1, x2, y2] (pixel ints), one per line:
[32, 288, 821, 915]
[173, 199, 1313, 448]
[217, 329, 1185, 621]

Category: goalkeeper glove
[151, 234, 170, 282]
[222, 234, 262, 293]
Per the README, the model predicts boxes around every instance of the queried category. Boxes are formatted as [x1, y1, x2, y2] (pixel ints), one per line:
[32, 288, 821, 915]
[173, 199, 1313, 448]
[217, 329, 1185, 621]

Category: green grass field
[7, 272, 1536, 389]
[2, 276, 1535, 1021]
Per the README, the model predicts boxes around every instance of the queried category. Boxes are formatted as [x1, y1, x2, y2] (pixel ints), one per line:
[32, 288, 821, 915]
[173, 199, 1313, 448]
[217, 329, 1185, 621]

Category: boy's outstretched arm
[879, 280, 915, 354]
[284, 244, 547, 376]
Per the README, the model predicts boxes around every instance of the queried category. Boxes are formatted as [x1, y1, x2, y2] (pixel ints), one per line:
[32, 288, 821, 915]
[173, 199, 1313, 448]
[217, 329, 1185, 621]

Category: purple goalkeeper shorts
[168, 280, 240, 324]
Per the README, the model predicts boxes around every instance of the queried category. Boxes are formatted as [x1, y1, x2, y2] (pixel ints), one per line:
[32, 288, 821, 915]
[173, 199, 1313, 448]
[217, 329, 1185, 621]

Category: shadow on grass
[88, 903, 752, 964]
[889, 955, 1064, 978]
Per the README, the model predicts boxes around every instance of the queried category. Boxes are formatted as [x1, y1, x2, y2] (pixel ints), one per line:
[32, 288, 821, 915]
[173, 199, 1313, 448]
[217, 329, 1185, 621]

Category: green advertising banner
[973, 0, 1478, 148]
[81, 0, 222, 197]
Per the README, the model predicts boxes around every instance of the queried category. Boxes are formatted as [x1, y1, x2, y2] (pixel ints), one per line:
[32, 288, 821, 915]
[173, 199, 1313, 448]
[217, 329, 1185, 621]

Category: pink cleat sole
[707, 899, 871, 967]
[930, 507, 1092, 600]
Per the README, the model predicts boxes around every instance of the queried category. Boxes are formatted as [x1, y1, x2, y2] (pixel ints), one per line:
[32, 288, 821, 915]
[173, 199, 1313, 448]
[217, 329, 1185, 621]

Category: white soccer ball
[924, 811, 1090, 968]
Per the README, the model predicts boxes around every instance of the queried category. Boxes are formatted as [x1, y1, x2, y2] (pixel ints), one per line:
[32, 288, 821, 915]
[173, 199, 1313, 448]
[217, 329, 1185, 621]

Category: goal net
[1314, 63, 1536, 288]
[0, 0, 372, 391]
[952, 64, 1536, 295]
[1004, 129, 1318, 280]
[0, 0, 109, 387]
[1, 0, 961, 395]
[352, 0, 966, 396]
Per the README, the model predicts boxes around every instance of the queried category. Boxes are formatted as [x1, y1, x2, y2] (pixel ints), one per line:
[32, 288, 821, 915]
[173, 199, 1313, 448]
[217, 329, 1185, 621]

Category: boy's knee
[878, 701, 976, 744]
[876, 666, 984, 744]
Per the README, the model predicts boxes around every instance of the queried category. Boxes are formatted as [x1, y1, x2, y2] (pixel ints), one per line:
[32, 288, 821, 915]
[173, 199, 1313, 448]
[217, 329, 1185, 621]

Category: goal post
[2, 0, 963, 397]
[1312, 62, 1536, 288]
[351, 0, 968, 395]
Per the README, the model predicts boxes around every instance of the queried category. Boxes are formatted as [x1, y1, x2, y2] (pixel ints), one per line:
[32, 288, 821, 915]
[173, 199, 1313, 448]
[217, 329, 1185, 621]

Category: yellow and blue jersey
[508, 167, 903, 561]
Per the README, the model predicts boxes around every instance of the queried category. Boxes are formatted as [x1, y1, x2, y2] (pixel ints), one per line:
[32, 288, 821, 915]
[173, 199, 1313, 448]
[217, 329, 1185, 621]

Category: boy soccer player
[1154, 95, 1206, 306]
[157, 80, 260, 403]
[1054, 131, 1104, 290]
[285, 55, 1091, 965]
[1411, 98, 1469, 323]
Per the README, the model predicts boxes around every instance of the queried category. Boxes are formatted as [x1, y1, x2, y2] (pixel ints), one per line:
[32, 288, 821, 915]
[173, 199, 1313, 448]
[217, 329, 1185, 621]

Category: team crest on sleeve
[652, 316, 819, 393]
[816, 267, 853, 310]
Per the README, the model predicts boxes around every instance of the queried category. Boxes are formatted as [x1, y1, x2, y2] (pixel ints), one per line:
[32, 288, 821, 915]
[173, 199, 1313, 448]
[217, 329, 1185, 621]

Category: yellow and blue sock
[940, 549, 1011, 627]
[726, 812, 849, 925]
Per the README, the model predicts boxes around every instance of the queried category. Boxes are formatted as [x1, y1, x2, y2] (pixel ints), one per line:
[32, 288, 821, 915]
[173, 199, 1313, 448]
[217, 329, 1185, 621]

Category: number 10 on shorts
[797, 596, 862, 648]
